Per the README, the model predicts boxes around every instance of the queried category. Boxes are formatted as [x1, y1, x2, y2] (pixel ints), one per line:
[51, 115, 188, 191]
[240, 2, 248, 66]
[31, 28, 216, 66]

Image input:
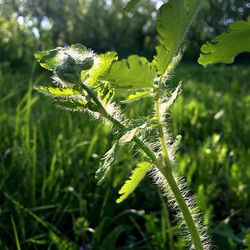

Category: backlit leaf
[153, 0, 202, 75]
[198, 18, 250, 66]
[121, 91, 153, 103]
[34, 48, 63, 71]
[97, 83, 114, 105]
[116, 162, 152, 203]
[86, 51, 118, 86]
[106, 55, 156, 89]
[34, 86, 82, 98]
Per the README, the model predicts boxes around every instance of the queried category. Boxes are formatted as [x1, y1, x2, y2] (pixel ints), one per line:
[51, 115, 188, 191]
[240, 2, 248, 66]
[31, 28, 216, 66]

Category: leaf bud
[55, 56, 81, 83]
[78, 57, 94, 70]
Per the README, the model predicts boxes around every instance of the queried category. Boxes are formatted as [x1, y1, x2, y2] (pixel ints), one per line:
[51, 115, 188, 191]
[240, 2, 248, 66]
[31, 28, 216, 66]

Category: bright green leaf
[86, 51, 118, 86]
[124, 0, 141, 11]
[198, 18, 250, 66]
[106, 55, 156, 89]
[97, 82, 114, 105]
[153, 0, 202, 75]
[34, 86, 82, 97]
[116, 162, 152, 203]
[121, 91, 153, 103]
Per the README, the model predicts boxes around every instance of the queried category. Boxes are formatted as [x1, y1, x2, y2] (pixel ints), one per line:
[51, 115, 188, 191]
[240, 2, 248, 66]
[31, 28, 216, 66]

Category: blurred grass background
[0, 0, 250, 249]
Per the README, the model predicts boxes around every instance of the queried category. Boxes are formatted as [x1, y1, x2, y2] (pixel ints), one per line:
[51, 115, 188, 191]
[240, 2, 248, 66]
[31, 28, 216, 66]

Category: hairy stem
[155, 93, 171, 166]
[159, 166, 203, 250]
[79, 80, 156, 162]
[155, 91, 203, 250]
[81, 79, 203, 250]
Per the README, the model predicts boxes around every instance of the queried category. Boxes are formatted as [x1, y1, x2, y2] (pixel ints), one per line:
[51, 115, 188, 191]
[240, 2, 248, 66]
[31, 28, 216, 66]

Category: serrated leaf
[53, 97, 88, 112]
[153, 0, 201, 75]
[124, 0, 141, 11]
[96, 142, 120, 184]
[105, 55, 156, 89]
[96, 126, 144, 184]
[198, 18, 250, 66]
[86, 51, 118, 86]
[116, 162, 152, 203]
[34, 86, 83, 98]
[121, 91, 153, 103]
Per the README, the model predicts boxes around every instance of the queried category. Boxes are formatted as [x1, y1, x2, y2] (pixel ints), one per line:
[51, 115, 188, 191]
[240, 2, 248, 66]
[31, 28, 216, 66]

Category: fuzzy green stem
[79, 80, 156, 162]
[81, 79, 203, 250]
[155, 91, 203, 250]
[159, 166, 203, 250]
[155, 93, 171, 166]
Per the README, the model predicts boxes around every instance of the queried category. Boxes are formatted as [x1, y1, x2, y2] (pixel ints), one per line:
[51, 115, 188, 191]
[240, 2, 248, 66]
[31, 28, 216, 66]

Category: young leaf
[96, 126, 143, 184]
[121, 91, 153, 103]
[118, 128, 138, 144]
[98, 83, 114, 105]
[34, 86, 83, 98]
[86, 51, 118, 86]
[34, 48, 63, 71]
[96, 142, 120, 184]
[160, 82, 182, 115]
[198, 18, 250, 66]
[153, 0, 202, 75]
[53, 97, 89, 112]
[105, 55, 156, 89]
[116, 162, 152, 203]
[34, 44, 94, 71]
[170, 135, 182, 156]
[124, 0, 141, 12]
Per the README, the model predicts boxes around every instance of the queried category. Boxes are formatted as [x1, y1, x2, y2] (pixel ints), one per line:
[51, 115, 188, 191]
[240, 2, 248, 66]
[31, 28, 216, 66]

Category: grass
[0, 62, 249, 249]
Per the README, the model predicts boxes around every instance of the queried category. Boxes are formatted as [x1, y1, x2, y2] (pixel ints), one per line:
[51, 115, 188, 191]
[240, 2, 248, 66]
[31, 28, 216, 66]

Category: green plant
[199, 17, 250, 66]
[34, 1, 209, 249]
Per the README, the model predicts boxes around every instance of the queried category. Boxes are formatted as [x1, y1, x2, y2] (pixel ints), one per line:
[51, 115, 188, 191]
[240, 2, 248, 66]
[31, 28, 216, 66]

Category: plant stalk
[81, 79, 203, 250]
[79, 80, 156, 162]
[159, 166, 203, 250]
[155, 91, 203, 250]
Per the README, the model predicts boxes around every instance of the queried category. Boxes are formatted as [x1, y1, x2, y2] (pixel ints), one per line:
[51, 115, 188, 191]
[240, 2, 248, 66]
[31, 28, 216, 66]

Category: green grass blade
[11, 215, 21, 250]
